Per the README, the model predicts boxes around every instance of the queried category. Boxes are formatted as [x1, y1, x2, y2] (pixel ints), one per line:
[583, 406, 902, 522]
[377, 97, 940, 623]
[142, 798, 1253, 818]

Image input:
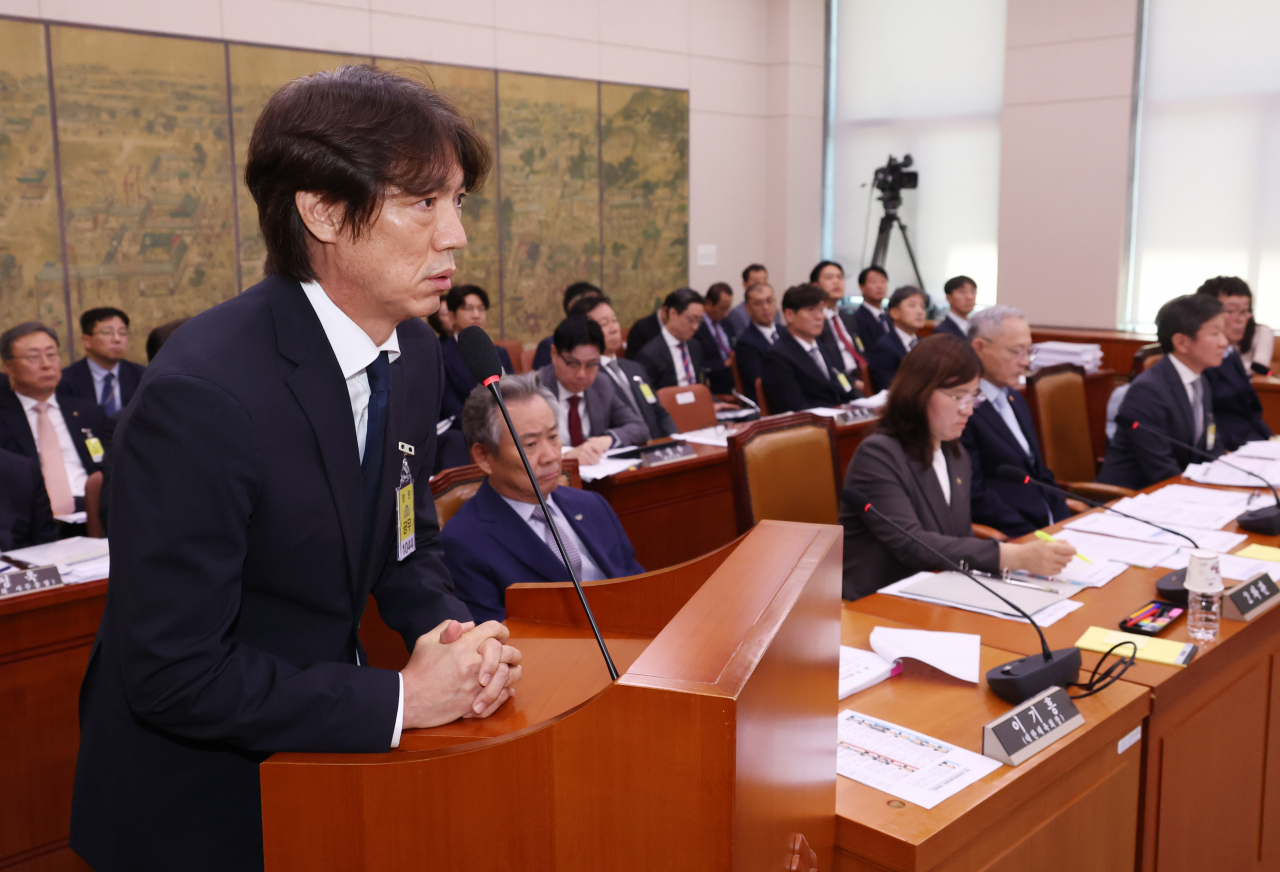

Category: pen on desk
[1249, 489, 1260, 506]
[1001, 576, 1060, 594]
[1035, 529, 1093, 563]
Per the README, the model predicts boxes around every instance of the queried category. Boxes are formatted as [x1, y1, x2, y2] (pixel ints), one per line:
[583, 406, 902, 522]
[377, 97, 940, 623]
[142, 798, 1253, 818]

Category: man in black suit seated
[532, 281, 601, 369]
[69, 65, 520, 872]
[734, 281, 779, 403]
[865, 285, 926, 392]
[961, 306, 1069, 537]
[572, 294, 676, 440]
[1196, 276, 1271, 451]
[812, 260, 868, 393]
[57, 307, 146, 417]
[1099, 294, 1229, 489]
[933, 275, 977, 339]
[0, 323, 110, 520]
[761, 283, 862, 413]
[694, 281, 737, 393]
[852, 265, 892, 352]
[634, 287, 707, 388]
[0, 446, 58, 551]
[725, 262, 784, 339]
[537, 316, 649, 464]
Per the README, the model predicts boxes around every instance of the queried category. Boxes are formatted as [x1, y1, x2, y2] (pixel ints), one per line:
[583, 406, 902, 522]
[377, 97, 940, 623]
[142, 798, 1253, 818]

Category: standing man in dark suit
[57, 307, 146, 416]
[812, 260, 868, 392]
[852, 266, 892, 351]
[635, 287, 707, 388]
[694, 281, 737, 393]
[734, 281, 779, 403]
[961, 306, 1069, 537]
[865, 285, 927, 392]
[0, 323, 110, 517]
[70, 66, 521, 872]
[537, 316, 650, 463]
[1099, 294, 1228, 489]
[0, 446, 58, 551]
[443, 373, 645, 622]
[933, 275, 977, 339]
[761, 284, 862, 413]
[531, 281, 601, 369]
[572, 295, 676, 440]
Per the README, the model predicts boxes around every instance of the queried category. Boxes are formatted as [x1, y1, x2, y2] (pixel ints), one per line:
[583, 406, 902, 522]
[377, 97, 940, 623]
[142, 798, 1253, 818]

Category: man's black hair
[943, 275, 975, 296]
[661, 287, 705, 315]
[780, 283, 826, 313]
[857, 266, 888, 286]
[887, 285, 926, 311]
[1156, 294, 1223, 354]
[552, 316, 606, 355]
[446, 284, 489, 313]
[741, 263, 767, 284]
[80, 307, 130, 336]
[809, 260, 844, 284]
[562, 281, 602, 314]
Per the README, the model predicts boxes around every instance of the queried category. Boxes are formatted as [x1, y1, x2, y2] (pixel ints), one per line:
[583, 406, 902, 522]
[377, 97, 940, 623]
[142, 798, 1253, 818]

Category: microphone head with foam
[457, 325, 503, 385]
[1253, 362, 1273, 377]
[996, 464, 1032, 484]
[842, 486, 872, 513]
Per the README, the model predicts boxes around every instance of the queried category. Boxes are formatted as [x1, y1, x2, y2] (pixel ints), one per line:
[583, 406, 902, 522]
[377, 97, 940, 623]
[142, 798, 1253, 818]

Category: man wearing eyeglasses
[0, 322, 111, 520]
[58, 307, 146, 417]
[960, 306, 1068, 537]
[538, 316, 649, 465]
[634, 287, 708, 389]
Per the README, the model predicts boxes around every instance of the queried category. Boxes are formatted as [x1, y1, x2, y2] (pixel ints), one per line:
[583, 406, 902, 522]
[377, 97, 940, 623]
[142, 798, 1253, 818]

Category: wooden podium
[260, 521, 843, 871]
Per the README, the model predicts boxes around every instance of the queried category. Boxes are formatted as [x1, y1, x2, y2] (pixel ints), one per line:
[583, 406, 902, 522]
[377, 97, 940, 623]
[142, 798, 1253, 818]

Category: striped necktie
[678, 343, 695, 384]
[531, 503, 582, 577]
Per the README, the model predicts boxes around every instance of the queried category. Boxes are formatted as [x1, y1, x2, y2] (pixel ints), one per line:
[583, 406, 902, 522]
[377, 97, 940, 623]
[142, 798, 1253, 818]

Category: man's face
[551, 343, 602, 395]
[664, 302, 704, 342]
[860, 271, 888, 306]
[1176, 314, 1230, 372]
[586, 302, 623, 355]
[816, 265, 845, 304]
[947, 282, 977, 319]
[745, 286, 776, 327]
[744, 268, 767, 290]
[475, 396, 562, 502]
[3, 331, 62, 398]
[890, 294, 926, 333]
[785, 304, 827, 342]
[973, 317, 1033, 389]
[83, 316, 128, 364]
[453, 293, 488, 332]
[707, 293, 732, 322]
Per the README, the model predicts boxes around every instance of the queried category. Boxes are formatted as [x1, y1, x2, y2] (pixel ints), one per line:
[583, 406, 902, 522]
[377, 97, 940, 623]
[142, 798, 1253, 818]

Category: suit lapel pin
[574, 514, 583, 521]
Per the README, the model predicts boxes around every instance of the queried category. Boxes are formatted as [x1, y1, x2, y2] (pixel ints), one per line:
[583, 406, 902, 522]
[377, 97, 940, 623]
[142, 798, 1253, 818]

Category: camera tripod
[870, 189, 927, 296]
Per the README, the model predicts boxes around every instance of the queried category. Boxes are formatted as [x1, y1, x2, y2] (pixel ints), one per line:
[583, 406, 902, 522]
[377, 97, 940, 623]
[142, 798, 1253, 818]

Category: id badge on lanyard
[396, 441, 416, 561]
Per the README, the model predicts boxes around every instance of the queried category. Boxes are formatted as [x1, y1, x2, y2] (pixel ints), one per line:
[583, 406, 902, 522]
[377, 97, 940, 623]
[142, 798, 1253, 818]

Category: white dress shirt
[86, 358, 123, 410]
[300, 280, 405, 748]
[498, 491, 605, 581]
[554, 380, 593, 442]
[824, 308, 858, 372]
[661, 324, 693, 386]
[753, 322, 778, 344]
[17, 391, 90, 497]
[979, 379, 1031, 456]
[894, 325, 918, 351]
[931, 447, 951, 505]
[946, 311, 970, 335]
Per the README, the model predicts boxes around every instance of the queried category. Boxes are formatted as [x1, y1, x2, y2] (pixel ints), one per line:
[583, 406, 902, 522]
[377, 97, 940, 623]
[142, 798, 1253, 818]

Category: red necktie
[832, 316, 868, 381]
[567, 395, 584, 446]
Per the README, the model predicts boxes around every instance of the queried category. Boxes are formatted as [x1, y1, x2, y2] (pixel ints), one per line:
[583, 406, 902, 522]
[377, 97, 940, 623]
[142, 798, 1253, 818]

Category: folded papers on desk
[882, 571, 1085, 627]
[1063, 512, 1248, 554]
[1075, 626, 1197, 666]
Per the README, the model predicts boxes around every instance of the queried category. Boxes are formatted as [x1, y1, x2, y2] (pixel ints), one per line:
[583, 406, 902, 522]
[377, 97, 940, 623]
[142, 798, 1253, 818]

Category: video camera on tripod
[873, 154, 917, 200]
[869, 154, 927, 299]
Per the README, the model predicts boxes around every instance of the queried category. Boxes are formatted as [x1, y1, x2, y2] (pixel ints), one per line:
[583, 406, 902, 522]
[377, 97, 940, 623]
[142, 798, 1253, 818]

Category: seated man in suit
[694, 282, 737, 394]
[725, 262, 783, 337]
[1099, 294, 1229, 489]
[58, 307, 145, 416]
[865, 285, 926, 392]
[443, 373, 645, 622]
[634, 287, 707, 388]
[852, 266, 892, 352]
[440, 283, 512, 423]
[933, 275, 977, 339]
[761, 283, 863, 413]
[1197, 277, 1271, 451]
[734, 281, 779, 403]
[532, 281, 601, 369]
[0, 446, 58, 551]
[961, 306, 1070, 537]
[571, 294, 676, 440]
[0, 323, 110, 518]
[812, 260, 868, 393]
[538, 317, 650, 464]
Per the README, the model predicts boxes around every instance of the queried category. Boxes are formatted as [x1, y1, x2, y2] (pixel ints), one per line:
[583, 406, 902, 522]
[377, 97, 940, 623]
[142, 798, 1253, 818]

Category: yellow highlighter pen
[1035, 529, 1093, 563]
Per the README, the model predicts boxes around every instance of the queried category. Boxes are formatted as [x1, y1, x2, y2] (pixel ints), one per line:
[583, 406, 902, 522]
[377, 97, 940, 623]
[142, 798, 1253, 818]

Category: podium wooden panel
[263, 521, 844, 871]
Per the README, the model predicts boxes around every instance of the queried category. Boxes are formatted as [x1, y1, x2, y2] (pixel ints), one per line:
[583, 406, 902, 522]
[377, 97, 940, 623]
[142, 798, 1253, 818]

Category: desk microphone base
[987, 647, 1083, 705]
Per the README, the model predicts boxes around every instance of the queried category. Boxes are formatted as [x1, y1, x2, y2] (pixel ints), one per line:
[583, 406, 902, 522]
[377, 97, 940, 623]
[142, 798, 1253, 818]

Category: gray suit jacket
[839, 431, 1000, 600]
[536, 364, 651, 448]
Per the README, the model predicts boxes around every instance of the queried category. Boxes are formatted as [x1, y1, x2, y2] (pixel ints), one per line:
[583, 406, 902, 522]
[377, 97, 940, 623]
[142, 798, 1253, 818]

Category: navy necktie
[360, 351, 391, 569]
[100, 372, 118, 416]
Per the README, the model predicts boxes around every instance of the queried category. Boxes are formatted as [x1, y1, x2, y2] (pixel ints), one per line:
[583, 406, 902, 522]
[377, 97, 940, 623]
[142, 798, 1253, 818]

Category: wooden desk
[836, 611, 1149, 872]
[1030, 327, 1155, 375]
[849, 479, 1280, 871]
[0, 581, 103, 872]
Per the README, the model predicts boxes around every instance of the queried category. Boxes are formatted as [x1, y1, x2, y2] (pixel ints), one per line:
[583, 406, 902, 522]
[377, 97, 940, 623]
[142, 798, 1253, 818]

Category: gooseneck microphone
[457, 326, 619, 680]
[993, 464, 1199, 549]
[844, 486, 1081, 704]
[1117, 414, 1280, 536]
[1252, 362, 1273, 378]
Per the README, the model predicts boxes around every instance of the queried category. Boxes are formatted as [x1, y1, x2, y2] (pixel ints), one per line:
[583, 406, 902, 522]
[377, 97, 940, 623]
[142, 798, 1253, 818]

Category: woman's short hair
[879, 334, 983, 465]
[245, 64, 491, 283]
[1196, 275, 1254, 352]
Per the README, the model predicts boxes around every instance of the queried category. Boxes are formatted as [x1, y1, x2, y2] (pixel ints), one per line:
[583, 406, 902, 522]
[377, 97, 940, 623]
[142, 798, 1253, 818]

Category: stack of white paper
[881, 571, 1085, 627]
[839, 646, 897, 699]
[1108, 493, 1243, 531]
[1053, 529, 1179, 568]
[1156, 550, 1276, 582]
[671, 425, 729, 448]
[1184, 455, 1280, 488]
[1053, 556, 1128, 587]
[869, 627, 981, 682]
[575, 455, 643, 482]
[1233, 441, 1280, 461]
[1063, 512, 1248, 553]
[1, 536, 110, 585]
[1029, 341, 1104, 373]
[849, 390, 889, 410]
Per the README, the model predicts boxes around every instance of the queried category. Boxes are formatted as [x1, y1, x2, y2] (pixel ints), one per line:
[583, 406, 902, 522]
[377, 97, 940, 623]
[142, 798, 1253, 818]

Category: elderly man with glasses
[960, 305, 1069, 537]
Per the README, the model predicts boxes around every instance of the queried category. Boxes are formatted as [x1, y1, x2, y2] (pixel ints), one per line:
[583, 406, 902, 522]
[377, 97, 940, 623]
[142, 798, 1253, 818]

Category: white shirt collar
[978, 378, 1008, 404]
[1168, 353, 1200, 387]
[600, 354, 615, 365]
[947, 311, 970, 331]
[660, 323, 683, 349]
[556, 380, 585, 401]
[499, 489, 558, 521]
[754, 321, 777, 340]
[16, 391, 58, 412]
[791, 332, 820, 354]
[894, 325, 916, 348]
[860, 302, 884, 318]
[301, 280, 401, 378]
[86, 358, 120, 377]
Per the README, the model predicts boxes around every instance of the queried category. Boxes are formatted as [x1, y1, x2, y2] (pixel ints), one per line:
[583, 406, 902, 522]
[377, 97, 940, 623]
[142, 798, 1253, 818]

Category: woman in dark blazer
[839, 334, 1075, 600]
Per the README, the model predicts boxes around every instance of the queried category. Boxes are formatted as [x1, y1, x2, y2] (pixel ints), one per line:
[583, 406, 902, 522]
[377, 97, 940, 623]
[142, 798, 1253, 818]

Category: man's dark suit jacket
[693, 316, 737, 394]
[440, 334, 512, 423]
[839, 432, 1000, 600]
[1098, 355, 1221, 490]
[864, 328, 913, 392]
[960, 387, 1069, 537]
[70, 276, 471, 872]
[536, 364, 650, 448]
[531, 335, 554, 370]
[624, 312, 662, 361]
[734, 322, 775, 402]
[853, 304, 891, 353]
[932, 315, 967, 339]
[1204, 349, 1271, 452]
[442, 480, 644, 622]
[761, 332, 861, 413]
[605, 357, 677, 439]
[0, 388, 109, 478]
[634, 331, 706, 389]
[0, 446, 57, 551]
[57, 357, 146, 408]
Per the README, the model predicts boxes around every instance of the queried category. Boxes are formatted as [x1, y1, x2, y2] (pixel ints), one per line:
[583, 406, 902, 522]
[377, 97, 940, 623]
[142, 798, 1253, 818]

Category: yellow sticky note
[1075, 626, 1195, 666]
[1236, 543, 1280, 563]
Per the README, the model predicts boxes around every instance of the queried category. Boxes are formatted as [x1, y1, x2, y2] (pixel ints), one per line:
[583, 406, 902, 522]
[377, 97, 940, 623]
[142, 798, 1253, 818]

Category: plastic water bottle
[1185, 550, 1223, 644]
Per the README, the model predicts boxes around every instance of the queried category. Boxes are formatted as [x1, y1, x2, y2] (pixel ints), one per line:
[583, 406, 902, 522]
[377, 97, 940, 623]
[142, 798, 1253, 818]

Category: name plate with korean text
[1224, 573, 1280, 622]
[982, 686, 1084, 766]
[0, 564, 64, 598]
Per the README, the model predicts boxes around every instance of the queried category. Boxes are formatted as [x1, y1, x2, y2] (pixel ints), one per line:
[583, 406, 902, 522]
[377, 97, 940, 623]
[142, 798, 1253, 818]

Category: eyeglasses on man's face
[10, 349, 62, 365]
